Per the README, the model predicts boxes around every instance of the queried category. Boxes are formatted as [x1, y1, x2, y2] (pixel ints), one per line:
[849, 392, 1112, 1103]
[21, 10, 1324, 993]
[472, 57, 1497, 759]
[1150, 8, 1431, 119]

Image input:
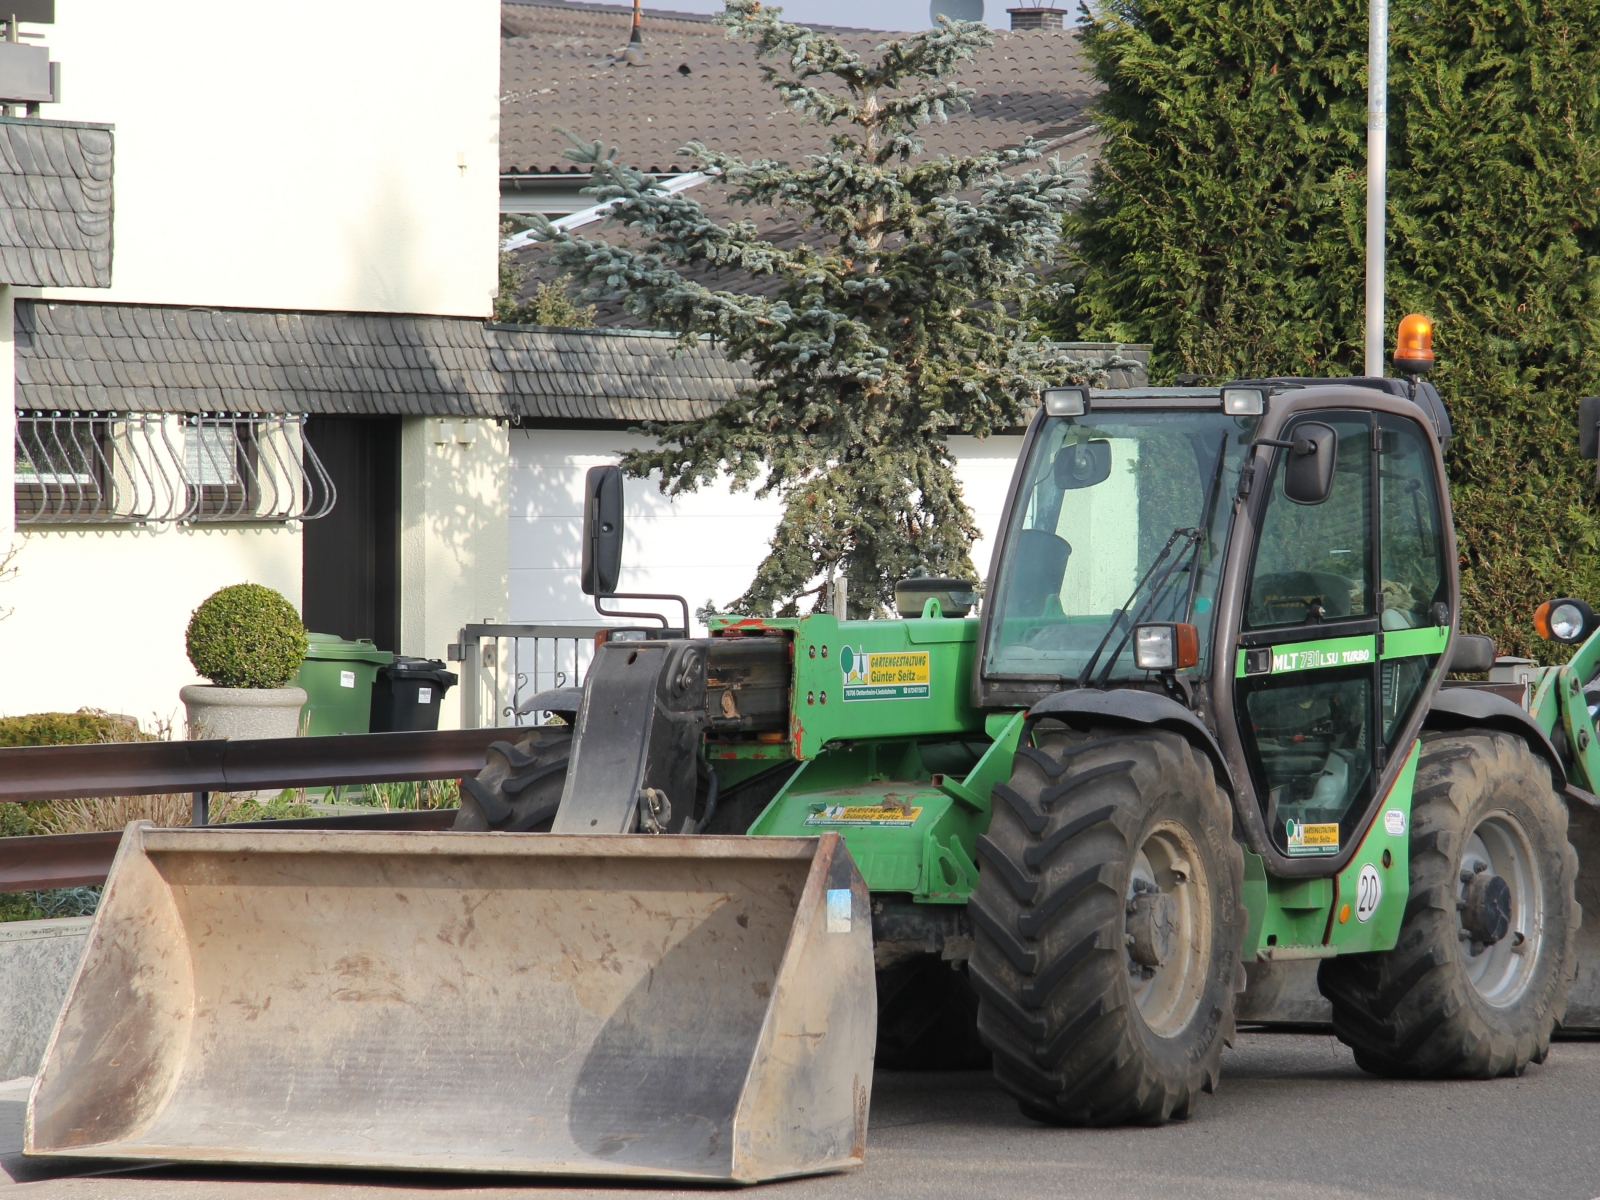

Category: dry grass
[28, 792, 262, 835]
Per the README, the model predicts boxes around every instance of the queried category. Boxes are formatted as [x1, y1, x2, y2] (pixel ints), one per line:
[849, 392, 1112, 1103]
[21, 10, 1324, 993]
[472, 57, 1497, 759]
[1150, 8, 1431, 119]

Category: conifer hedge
[1061, 0, 1600, 655]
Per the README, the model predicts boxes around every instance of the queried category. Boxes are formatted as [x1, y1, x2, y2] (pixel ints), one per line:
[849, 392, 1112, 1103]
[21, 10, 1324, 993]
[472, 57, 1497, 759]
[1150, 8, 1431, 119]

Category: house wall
[507, 429, 1028, 632]
[399, 417, 510, 729]
[1, 0, 505, 729]
[38, 0, 501, 319]
[0, 525, 300, 729]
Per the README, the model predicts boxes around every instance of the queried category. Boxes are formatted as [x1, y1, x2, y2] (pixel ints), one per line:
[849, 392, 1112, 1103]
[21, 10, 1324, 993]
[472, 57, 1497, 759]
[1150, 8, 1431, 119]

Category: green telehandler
[28, 339, 1600, 1182]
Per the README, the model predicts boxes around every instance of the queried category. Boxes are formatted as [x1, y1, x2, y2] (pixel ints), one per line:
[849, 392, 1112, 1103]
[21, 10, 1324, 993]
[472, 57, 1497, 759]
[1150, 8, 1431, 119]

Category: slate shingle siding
[15, 300, 1145, 424]
[14, 300, 748, 422]
[0, 118, 113, 289]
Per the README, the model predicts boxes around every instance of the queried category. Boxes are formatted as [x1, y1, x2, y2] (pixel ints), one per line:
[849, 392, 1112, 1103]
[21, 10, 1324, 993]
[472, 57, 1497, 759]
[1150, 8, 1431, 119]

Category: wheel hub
[1455, 814, 1543, 1006]
[1459, 864, 1512, 946]
[1126, 881, 1178, 968]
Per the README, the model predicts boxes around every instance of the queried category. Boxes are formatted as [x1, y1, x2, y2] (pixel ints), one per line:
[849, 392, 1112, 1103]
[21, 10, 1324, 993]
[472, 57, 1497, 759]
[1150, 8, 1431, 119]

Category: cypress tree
[1064, 0, 1600, 655]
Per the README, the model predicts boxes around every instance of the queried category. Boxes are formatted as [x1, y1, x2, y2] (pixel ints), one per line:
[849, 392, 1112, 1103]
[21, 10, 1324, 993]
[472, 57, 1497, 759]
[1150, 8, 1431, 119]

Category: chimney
[1007, 6, 1070, 29]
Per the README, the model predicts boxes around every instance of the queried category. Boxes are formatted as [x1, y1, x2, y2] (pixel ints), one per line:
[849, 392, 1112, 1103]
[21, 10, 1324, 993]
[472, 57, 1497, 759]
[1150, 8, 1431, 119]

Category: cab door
[1234, 413, 1377, 862]
[1232, 409, 1450, 865]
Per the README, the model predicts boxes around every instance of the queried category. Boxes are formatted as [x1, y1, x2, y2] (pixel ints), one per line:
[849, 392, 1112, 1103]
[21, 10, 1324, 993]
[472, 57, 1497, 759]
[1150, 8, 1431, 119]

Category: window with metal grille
[13, 412, 336, 525]
[181, 415, 336, 523]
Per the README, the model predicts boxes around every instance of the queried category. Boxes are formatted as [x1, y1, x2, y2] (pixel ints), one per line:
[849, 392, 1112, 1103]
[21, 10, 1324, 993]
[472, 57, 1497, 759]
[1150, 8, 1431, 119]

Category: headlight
[1534, 597, 1598, 644]
[1133, 623, 1199, 671]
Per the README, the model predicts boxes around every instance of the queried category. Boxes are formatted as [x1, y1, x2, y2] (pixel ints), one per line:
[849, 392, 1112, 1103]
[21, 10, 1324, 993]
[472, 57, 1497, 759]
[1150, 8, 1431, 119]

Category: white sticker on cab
[826, 888, 852, 933]
[1384, 809, 1406, 837]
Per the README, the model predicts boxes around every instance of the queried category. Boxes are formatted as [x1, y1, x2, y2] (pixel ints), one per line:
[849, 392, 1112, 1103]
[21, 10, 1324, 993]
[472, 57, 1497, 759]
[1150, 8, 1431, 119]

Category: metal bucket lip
[130, 825, 833, 861]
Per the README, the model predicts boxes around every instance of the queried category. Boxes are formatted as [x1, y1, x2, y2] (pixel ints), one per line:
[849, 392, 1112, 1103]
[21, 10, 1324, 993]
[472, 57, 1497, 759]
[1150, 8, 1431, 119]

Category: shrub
[185, 583, 309, 689]
[0, 708, 152, 747]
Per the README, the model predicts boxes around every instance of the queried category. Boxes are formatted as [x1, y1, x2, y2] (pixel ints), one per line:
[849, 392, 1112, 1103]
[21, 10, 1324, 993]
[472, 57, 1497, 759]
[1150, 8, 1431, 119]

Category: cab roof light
[1043, 387, 1088, 417]
[1394, 313, 1435, 377]
[1222, 387, 1265, 416]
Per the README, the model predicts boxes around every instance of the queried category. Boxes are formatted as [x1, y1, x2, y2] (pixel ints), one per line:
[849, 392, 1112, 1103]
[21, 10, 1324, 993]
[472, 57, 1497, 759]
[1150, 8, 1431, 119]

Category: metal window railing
[13, 411, 335, 525]
[181, 414, 336, 523]
[450, 624, 608, 729]
[14, 411, 186, 523]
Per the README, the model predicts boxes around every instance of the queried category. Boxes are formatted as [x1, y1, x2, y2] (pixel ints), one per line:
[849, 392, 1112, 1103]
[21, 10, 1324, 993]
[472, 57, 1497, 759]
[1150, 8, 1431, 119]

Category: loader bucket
[26, 824, 875, 1183]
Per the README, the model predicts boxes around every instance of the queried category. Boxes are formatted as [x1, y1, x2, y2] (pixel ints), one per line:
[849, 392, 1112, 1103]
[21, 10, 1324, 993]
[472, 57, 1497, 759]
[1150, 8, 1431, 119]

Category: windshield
[984, 410, 1258, 682]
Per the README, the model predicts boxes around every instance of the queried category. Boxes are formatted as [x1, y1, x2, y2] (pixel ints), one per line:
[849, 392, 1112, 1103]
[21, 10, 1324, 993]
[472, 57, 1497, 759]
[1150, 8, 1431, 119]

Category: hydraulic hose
[695, 758, 720, 834]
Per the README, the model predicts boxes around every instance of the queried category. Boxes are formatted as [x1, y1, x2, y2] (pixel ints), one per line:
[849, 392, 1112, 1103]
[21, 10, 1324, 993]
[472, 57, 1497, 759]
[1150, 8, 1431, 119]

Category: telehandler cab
[30, 320, 1600, 1181]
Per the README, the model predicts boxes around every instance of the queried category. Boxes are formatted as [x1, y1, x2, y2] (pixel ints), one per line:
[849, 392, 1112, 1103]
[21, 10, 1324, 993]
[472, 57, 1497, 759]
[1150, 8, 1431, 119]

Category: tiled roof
[502, 0, 1099, 328]
[500, 0, 1096, 176]
[0, 118, 114, 289]
[14, 301, 747, 422]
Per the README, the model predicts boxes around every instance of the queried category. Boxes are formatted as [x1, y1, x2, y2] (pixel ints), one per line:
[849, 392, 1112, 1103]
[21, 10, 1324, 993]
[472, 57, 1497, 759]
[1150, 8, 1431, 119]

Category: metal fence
[13, 411, 335, 525]
[0, 728, 510, 892]
[450, 624, 608, 729]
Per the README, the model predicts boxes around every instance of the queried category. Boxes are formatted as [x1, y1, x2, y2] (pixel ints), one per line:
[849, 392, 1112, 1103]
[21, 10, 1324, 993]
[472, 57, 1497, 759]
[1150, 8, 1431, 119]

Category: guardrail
[450, 623, 607, 729]
[0, 727, 513, 892]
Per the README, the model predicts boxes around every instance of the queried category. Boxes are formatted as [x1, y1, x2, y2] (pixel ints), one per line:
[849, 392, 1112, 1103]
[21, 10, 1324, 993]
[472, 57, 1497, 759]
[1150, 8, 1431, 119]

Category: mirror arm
[595, 592, 692, 637]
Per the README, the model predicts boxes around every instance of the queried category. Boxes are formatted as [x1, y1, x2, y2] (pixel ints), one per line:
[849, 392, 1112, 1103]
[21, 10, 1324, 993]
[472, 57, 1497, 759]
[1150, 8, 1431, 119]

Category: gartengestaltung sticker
[805, 805, 923, 827]
[840, 645, 930, 702]
[1286, 819, 1340, 856]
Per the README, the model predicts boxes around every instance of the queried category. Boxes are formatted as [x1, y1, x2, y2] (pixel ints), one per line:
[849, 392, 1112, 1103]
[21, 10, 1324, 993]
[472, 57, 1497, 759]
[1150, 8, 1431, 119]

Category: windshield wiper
[1178, 432, 1233, 622]
[1093, 530, 1207, 687]
[1076, 526, 1203, 689]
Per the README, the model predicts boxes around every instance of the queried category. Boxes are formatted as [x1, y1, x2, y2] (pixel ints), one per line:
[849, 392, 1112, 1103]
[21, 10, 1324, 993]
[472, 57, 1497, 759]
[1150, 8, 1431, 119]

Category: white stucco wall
[5, 294, 298, 730]
[0, 525, 300, 730]
[400, 416, 509, 729]
[0, 408, 508, 730]
[507, 429, 1028, 631]
[37, 0, 500, 318]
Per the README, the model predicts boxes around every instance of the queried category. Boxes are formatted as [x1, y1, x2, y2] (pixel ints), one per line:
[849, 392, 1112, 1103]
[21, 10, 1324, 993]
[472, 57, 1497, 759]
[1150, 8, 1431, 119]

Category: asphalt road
[6, 1032, 1600, 1200]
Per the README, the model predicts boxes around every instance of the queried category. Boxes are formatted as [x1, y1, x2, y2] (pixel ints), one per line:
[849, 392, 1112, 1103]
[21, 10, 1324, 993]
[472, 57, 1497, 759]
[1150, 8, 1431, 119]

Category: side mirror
[580, 465, 623, 596]
[1281, 423, 1337, 505]
[1053, 440, 1112, 490]
[1446, 634, 1496, 674]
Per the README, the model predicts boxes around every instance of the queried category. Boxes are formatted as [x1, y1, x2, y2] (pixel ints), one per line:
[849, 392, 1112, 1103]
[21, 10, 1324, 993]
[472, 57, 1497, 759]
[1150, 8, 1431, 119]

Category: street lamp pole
[1365, 0, 1388, 377]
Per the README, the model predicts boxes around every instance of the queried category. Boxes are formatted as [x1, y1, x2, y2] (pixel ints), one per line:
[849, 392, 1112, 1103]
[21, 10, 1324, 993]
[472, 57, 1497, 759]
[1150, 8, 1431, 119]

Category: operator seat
[1008, 529, 1072, 617]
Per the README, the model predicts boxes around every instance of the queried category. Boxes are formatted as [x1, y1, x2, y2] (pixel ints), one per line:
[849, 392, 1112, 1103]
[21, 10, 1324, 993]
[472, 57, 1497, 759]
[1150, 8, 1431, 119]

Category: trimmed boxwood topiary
[186, 583, 309, 689]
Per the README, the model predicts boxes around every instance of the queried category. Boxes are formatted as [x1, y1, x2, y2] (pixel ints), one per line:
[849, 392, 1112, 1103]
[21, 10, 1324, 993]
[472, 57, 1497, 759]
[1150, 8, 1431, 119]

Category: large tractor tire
[968, 722, 1245, 1125]
[1318, 731, 1578, 1078]
[453, 729, 782, 834]
[453, 726, 574, 832]
[875, 956, 991, 1070]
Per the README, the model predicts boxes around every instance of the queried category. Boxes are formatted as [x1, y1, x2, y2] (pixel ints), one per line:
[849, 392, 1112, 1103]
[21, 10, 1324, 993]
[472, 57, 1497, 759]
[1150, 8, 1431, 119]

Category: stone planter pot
[180, 685, 307, 740]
